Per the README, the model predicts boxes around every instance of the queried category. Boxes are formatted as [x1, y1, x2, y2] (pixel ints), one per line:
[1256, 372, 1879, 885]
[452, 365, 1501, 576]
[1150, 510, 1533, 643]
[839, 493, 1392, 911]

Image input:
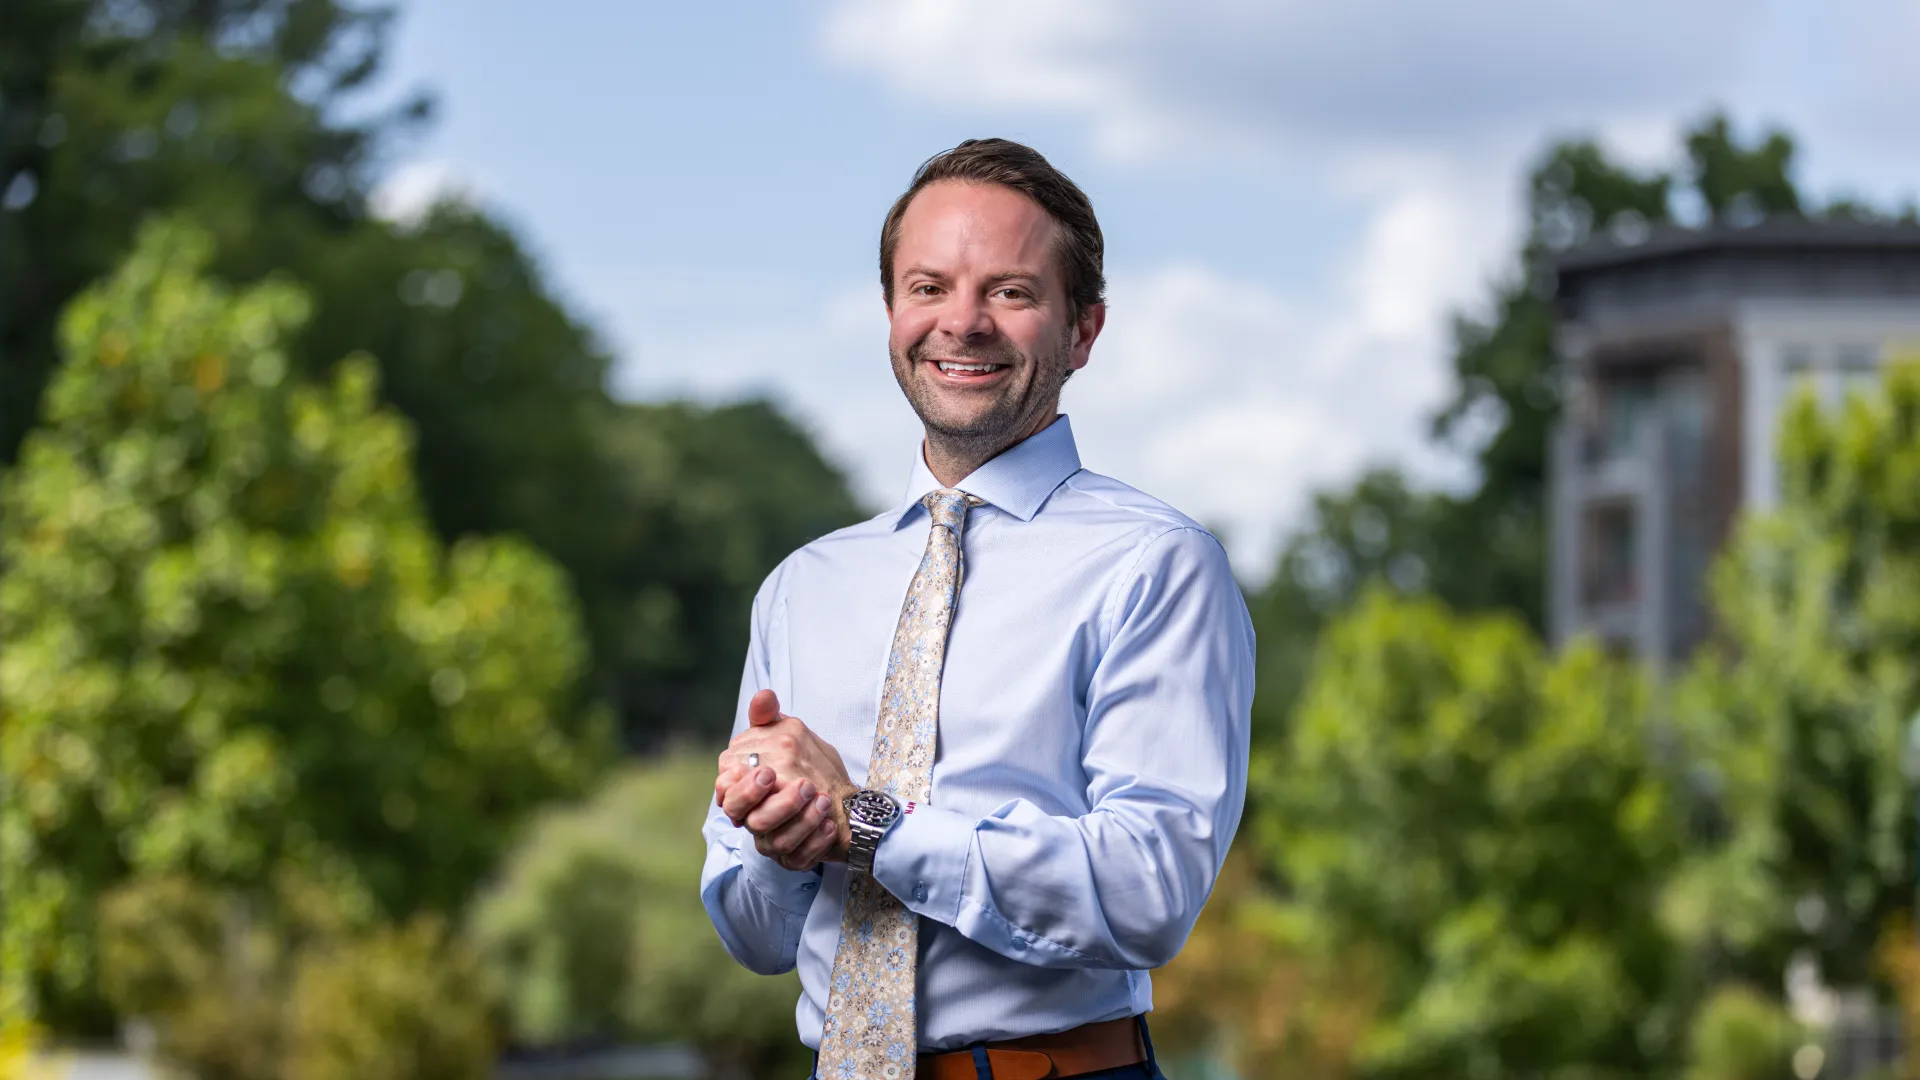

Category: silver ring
[746, 752, 760, 769]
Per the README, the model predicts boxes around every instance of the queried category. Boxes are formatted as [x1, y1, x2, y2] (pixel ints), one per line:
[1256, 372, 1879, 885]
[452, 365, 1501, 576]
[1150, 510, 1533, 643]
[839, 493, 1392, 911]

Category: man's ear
[1070, 302, 1107, 370]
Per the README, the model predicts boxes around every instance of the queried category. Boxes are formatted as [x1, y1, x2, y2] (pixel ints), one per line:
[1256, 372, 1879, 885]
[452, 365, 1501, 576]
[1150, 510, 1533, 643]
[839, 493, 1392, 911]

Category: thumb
[748, 689, 782, 727]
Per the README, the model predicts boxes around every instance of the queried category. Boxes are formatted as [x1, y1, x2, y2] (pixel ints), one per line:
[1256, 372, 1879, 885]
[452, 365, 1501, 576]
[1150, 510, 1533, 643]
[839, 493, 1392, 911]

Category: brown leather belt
[917, 1017, 1146, 1080]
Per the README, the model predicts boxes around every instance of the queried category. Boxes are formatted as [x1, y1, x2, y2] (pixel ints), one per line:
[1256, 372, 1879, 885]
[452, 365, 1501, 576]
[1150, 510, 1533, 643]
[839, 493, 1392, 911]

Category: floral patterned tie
[815, 488, 980, 1080]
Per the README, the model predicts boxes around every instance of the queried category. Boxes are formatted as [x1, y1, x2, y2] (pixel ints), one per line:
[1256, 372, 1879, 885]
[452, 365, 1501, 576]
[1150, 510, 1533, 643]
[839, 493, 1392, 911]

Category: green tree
[1682, 985, 1800, 1080]
[1151, 850, 1381, 1080]
[593, 400, 866, 747]
[0, 219, 601, 1029]
[1684, 114, 1801, 222]
[0, 0, 627, 713]
[470, 754, 810, 1077]
[1245, 470, 1442, 740]
[0, 0, 424, 465]
[1671, 359, 1920, 992]
[96, 872, 495, 1080]
[0, 1, 867, 747]
[1260, 591, 1683, 1078]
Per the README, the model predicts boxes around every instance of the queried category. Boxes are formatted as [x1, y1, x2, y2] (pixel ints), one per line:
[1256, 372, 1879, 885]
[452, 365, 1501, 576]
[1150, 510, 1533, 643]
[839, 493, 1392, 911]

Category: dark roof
[1554, 218, 1920, 276]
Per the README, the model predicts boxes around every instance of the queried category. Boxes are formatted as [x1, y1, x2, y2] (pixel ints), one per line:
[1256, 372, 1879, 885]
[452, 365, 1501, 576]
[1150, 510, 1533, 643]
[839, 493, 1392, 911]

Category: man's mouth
[930, 360, 1010, 380]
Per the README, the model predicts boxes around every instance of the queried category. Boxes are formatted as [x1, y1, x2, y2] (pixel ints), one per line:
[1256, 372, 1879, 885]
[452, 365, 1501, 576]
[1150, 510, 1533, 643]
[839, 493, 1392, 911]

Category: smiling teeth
[938, 362, 1001, 373]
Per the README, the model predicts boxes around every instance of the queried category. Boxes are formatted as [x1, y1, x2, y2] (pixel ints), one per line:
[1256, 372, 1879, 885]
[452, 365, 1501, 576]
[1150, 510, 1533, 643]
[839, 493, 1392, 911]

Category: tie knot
[921, 488, 979, 533]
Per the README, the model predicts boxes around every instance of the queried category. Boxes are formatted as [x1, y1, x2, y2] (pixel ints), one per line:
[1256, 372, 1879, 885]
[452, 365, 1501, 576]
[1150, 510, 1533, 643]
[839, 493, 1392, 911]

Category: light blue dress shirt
[699, 415, 1255, 1050]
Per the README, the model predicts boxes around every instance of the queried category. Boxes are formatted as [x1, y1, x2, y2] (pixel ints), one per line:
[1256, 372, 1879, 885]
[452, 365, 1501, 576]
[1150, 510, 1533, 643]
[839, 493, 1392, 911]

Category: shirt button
[912, 881, 928, 903]
[800, 881, 817, 892]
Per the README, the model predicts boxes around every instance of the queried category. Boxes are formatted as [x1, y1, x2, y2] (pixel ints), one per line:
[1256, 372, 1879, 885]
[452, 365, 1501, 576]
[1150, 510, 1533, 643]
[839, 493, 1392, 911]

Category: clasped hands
[715, 689, 858, 871]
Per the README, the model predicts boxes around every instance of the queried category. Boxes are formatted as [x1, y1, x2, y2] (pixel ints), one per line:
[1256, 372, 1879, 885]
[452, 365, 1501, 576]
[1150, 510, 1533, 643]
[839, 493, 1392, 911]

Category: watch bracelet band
[846, 816, 885, 874]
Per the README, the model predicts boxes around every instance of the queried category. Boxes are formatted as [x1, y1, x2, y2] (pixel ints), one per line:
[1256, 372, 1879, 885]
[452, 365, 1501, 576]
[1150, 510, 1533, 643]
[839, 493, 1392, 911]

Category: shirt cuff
[870, 803, 975, 926]
[738, 842, 824, 916]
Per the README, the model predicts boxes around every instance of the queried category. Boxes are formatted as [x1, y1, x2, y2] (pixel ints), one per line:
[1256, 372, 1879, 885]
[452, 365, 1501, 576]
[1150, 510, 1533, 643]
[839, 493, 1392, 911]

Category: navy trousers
[808, 1016, 1167, 1080]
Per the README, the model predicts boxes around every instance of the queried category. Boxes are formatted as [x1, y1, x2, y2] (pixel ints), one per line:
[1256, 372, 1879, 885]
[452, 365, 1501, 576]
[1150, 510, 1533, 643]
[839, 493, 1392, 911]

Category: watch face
[846, 789, 900, 827]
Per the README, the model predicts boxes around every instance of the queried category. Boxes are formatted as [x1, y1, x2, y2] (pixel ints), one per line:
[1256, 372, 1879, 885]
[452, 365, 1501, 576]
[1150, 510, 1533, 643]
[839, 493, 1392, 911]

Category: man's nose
[936, 292, 996, 341]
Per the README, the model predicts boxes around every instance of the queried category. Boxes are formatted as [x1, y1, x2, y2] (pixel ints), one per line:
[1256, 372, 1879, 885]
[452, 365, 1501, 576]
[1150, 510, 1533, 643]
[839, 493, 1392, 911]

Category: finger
[760, 790, 831, 856]
[722, 768, 774, 821]
[746, 778, 819, 836]
[748, 689, 782, 728]
[761, 805, 835, 864]
[720, 767, 777, 823]
[714, 764, 745, 805]
[778, 815, 840, 871]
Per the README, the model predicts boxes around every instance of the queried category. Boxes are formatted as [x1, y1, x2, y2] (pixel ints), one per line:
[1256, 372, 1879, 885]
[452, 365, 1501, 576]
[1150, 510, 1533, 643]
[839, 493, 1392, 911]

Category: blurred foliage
[0, 0, 864, 751]
[1230, 124, 1917, 1074]
[1682, 985, 1800, 1080]
[592, 400, 865, 747]
[469, 755, 810, 1077]
[1670, 360, 1920, 990]
[1878, 923, 1920, 1080]
[0, 1019, 53, 1080]
[283, 916, 493, 1080]
[1152, 851, 1381, 1079]
[0, 0, 421, 467]
[1230, 356, 1920, 1077]
[1685, 115, 1802, 224]
[5, 8, 1917, 1071]
[0, 219, 600, 1030]
[0, 0, 858, 1054]
[1255, 591, 1683, 1078]
[97, 872, 493, 1080]
[1245, 470, 1441, 740]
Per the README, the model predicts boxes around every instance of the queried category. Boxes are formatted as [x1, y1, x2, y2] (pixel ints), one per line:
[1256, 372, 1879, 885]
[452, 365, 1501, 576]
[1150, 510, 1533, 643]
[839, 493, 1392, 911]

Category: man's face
[886, 181, 1103, 449]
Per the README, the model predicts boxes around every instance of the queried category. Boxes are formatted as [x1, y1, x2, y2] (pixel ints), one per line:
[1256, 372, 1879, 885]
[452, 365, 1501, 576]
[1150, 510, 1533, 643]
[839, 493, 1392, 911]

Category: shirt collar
[891, 414, 1083, 528]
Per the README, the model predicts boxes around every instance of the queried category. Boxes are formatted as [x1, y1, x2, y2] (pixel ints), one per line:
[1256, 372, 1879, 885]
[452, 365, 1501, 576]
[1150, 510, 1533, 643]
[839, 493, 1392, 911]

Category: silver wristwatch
[843, 789, 902, 875]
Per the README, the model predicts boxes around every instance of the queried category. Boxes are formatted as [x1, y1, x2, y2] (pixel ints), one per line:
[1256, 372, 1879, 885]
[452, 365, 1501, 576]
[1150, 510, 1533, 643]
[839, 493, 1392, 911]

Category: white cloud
[369, 159, 475, 225]
[1072, 176, 1500, 575]
[821, 0, 1754, 167]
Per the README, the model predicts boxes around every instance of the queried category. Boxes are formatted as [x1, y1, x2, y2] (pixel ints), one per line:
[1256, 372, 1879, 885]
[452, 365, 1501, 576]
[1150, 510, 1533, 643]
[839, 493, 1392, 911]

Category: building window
[1837, 343, 1881, 404]
[1591, 375, 1659, 464]
[1778, 341, 1886, 416]
[1781, 343, 1822, 411]
[1583, 503, 1637, 607]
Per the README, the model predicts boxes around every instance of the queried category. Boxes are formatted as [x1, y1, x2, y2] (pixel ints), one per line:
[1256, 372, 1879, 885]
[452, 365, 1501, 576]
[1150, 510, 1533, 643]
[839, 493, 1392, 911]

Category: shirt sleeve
[871, 526, 1255, 970]
[699, 566, 823, 975]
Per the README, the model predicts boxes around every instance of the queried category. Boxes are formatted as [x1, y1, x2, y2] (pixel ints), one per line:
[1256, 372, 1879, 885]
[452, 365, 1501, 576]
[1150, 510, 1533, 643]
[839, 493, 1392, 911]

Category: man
[700, 138, 1254, 1079]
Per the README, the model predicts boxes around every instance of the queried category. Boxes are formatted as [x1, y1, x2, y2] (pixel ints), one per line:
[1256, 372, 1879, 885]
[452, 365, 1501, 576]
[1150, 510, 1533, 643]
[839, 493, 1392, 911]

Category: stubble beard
[893, 327, 1075, 469]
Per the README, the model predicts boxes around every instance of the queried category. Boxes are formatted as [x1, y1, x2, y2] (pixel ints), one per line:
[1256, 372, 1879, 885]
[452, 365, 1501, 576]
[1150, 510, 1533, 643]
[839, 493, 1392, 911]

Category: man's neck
[923, 411, 1059, 488]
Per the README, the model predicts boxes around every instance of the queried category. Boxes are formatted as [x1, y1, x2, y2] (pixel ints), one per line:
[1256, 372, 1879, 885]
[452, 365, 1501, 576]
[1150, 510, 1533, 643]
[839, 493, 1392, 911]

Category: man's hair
[880, 138, 1106, 318]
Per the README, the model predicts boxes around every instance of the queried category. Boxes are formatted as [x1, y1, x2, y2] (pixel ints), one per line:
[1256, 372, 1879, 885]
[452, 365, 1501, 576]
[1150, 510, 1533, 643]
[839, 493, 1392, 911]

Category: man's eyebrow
[899, 265, 951, 282]
[982, 270, 1043, 286]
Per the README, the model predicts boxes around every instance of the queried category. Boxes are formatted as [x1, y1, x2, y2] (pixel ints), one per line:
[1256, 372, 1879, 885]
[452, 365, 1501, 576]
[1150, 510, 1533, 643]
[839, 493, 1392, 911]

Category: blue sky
[371, 0, 1920, 579]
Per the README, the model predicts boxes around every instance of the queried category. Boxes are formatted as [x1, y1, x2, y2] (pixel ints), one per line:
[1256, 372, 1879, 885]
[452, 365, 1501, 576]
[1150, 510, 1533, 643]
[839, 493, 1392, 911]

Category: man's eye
[913, 284, 940, 296]
[995, 288, 1026, 300]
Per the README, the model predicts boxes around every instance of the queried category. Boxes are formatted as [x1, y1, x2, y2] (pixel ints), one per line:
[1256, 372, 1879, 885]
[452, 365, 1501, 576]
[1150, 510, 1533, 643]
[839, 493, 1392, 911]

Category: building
[1547, 220, 1920, 674]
